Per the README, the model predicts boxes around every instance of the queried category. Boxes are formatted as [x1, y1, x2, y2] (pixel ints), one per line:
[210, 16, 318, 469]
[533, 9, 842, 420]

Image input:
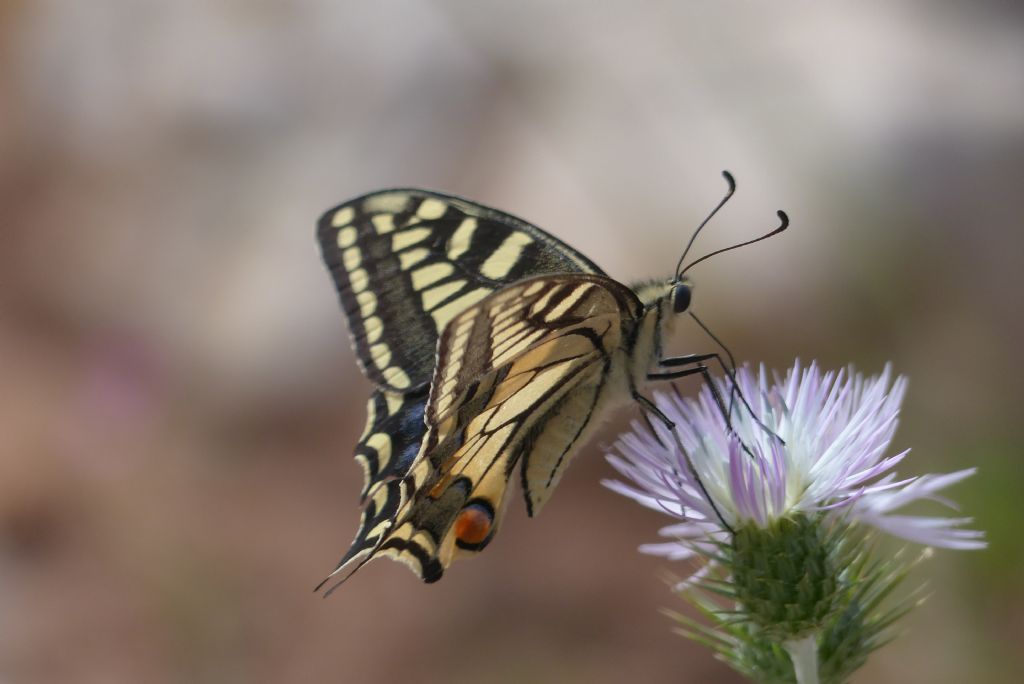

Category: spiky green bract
[668, 513, 922, 684]
[732, 514, 841, 641]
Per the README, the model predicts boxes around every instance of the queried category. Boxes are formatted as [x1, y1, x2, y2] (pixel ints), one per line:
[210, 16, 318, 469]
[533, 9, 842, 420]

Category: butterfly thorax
[625, 277, 686, 387]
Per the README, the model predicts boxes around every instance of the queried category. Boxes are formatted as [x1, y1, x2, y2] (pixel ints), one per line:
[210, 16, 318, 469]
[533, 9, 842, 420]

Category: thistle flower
[606, 362, 984, 684]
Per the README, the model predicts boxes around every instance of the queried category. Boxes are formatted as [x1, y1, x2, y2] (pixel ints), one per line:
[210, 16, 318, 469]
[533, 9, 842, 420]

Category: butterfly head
[633, 276, 694, 317]
[671, 277, 693, 314]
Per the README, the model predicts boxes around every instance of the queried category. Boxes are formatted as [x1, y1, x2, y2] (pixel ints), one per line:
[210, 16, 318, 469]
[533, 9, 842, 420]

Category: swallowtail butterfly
[316, 174, 787, 587]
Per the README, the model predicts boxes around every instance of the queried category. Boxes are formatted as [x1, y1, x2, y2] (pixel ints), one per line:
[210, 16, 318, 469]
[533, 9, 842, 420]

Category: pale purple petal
[639, 542, 698, 560]
[859, 514, 987, 549]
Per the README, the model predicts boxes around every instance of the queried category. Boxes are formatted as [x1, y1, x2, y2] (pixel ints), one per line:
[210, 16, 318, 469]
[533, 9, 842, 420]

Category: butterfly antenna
[673, 170, 737, 279]
[680, 210, 789, 277]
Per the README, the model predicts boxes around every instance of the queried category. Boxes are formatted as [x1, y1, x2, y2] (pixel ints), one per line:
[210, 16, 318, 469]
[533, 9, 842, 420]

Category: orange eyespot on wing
[454, 502, 494, 549]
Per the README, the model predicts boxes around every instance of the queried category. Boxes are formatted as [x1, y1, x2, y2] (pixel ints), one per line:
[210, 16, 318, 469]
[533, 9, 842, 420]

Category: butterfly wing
[317, 189, 605, 392]
[326, 274, 643, 584]
[318, 191, 607, 585]
[327, 386, 426, 583]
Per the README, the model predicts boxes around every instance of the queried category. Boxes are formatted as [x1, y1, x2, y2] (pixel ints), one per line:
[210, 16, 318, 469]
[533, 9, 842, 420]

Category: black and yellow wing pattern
[317, 190, 613, 584]
[359, 273, 642, 582]
[316, 175, 791, 587]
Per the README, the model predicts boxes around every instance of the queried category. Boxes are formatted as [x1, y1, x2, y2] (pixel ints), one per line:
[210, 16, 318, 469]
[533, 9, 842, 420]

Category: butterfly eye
[673, 282, 692, 313]
[454, 501, 495, 549]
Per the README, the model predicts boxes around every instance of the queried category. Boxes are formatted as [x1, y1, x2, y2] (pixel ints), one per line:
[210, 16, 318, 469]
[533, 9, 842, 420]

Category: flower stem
[784, 634, 820, 684]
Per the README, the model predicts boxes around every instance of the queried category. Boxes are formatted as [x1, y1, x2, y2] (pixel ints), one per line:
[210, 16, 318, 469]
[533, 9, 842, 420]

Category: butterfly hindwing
[317, 387, 427, 588]
[350, 274, 643, 582]
[352, 388, 428, 498]
[317, 189, 605, 392]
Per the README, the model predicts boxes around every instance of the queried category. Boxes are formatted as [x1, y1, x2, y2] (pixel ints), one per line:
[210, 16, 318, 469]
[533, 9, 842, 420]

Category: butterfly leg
[655, 353, 782, 444]
[631, 390, 735, 534]
[649, 360, 773, 462]
[640, 403, 667, 447]
[659, 353, 739, 419]
[648, 359, 733, 432]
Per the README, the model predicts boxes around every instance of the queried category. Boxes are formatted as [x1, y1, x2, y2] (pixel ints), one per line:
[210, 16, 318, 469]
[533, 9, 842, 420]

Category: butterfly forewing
[317, 189, 605, 392]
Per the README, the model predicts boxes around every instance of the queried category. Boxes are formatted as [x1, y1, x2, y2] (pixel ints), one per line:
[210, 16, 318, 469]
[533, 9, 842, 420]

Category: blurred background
[1, 2, 1021, 682]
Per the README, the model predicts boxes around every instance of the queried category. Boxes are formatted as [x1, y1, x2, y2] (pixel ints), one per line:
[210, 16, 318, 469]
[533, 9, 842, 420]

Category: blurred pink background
[2, 2, 1021, 683]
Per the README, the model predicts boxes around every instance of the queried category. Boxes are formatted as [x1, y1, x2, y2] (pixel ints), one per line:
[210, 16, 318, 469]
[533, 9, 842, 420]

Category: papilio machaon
[316, 174, 787, 588]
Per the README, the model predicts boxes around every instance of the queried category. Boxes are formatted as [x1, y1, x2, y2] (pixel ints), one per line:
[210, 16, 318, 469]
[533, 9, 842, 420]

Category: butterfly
[316, 173, 787, 588]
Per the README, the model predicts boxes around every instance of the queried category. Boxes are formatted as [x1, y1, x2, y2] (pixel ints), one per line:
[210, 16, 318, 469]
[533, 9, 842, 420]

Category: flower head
[607, 361, 985, 682]
[605, 361, 985, 563]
